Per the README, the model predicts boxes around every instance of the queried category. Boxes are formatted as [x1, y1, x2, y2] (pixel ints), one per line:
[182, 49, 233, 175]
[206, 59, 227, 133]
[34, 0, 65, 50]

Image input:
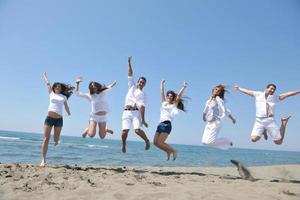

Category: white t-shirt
[76, 89, 111, 113]
[124, 76, 147, 107]
[203, 96, 230, 122]
[159, 101, 179, 122]
[253, 91, 280, 118]
[48, 92, 67, 116]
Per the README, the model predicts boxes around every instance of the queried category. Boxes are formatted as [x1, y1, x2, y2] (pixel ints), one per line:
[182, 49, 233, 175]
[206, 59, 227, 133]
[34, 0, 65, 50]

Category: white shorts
[122, 110, 141, 130]
[89, 113, 107, 123]
[251, 117, 281, 141]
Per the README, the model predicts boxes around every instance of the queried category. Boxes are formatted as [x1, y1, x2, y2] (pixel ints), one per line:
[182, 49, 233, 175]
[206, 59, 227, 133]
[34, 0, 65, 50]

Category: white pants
[122, 110, 141, 130]
[202, 120, 232, 150]
[251, 117, 281, 141]
[89, 113, 107, 123]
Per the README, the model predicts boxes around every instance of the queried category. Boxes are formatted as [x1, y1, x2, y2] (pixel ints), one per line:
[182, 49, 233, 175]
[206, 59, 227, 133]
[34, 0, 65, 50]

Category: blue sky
[0, 0, 299, 151]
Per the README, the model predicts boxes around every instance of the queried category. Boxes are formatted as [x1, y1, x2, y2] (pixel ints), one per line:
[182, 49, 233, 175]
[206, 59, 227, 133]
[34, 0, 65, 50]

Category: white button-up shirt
[203, 96, 231, 122]
[124, 76, 147, 107]
[253, 91, 280, 118]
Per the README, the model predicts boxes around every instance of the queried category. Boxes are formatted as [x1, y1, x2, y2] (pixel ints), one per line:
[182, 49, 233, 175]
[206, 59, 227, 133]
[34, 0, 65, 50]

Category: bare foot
[281, 116, 291, 126]
[230, 142, 233, 146]
[40, 160, 46, 167]
[106, 129, 114, 134]
[145, 140, 150, 150]
[262, 129, 268, 140]
[166, 153, 170, 161]
[54, 140, 59, 146]
[121, 144, 126, 153]
[82, 132, 88, 138]
[172, 151, 177, 161]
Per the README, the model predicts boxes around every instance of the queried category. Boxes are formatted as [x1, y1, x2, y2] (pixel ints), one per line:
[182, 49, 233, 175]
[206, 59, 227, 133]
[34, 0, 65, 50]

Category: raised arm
[160, 80, 166, 102]
[75, 77, 83, 92]
[107, 80, 117, 89]
[43, 72, 52, 94]
[279, 90, 300, 100]
[128, 56, 133, 77]
[175, 81, 188, 104]
[234, 85, 255, 96]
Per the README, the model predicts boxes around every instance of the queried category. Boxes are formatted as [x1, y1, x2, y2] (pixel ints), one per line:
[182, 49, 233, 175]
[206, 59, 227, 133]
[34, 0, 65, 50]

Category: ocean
[0, 130, 299, 167]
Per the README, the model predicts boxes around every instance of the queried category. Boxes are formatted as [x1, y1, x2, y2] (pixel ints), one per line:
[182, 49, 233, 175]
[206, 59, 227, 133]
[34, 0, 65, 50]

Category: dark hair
[266, 83, 276, 89]
[52, 82, 74, 99]
[166, 90, 186, 112]
[138, 77, 147, 83]
[89, 81, 108, 95]
[212, 84, 226, 100]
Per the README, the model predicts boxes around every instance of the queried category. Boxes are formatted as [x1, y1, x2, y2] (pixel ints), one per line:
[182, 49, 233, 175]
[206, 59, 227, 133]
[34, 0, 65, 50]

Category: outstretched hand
[76, 77, 83, 84]
[234, 84, 240, 91]
[128, 56, 132, 63]
[183, 81, 188, 87]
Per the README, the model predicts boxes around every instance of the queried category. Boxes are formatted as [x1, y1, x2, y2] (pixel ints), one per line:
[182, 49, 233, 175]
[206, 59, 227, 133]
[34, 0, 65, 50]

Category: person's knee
[134, 129, 141, 135]
[274, 140, 282, 145]
[122, 129, 129, 135]
[251, 136, 260, 142]
[43, 136, 50, 143]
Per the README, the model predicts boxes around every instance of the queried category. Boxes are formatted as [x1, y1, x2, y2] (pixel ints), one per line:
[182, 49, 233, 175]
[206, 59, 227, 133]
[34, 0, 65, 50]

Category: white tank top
[159, 101, 179, 122]
[48, 92, 67, 116]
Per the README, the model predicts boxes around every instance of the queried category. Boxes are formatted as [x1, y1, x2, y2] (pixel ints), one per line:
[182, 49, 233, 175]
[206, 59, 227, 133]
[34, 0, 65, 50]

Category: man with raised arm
[121, 56, 150, 153]
[235, 84, 300, 145]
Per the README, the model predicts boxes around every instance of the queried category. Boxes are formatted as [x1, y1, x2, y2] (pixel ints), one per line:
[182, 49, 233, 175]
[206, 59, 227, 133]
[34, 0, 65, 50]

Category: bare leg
[251, 136, 261, 143]
[53, 127, 62, 146]
[98, 122, 107, 139]
[156, 133, 176, 161]
[121, 129, 129, 153]
[40, 125, 52, 167]
[275, 116, 291, 145]
[153, 132, 171, 160]
[87, 121, 97, 138]
[81, 128, 89, 138]
[135, 129, 150, 150]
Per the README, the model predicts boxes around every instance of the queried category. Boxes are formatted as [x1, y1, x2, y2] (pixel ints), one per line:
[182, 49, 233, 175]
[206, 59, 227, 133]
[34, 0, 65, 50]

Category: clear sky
[0, 0, 299, 151]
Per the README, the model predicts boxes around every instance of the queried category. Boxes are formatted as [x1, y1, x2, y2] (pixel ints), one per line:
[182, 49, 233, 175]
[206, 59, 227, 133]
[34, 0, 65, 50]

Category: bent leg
[98, 122, 107, 139]
[87, 121, 97, 138]
[274, 116, 291, 145]
[135, 129, 150, 150]
[121, 129, 129, 153]
[41, 125, 52, 167]
[53, 127, 62, 146]
[156, 133, 176, 160]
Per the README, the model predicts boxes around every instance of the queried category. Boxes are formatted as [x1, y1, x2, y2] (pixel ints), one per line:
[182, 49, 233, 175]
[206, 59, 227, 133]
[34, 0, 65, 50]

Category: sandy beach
[0, 163, 299, 200]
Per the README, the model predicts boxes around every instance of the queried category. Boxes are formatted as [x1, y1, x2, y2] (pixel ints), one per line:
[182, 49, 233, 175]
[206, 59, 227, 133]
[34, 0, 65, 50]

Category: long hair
[52, 82, 74, 99]
[166, 90, 186, 112]
[211, 84, 227, 100]
[89, 81, 108, 95]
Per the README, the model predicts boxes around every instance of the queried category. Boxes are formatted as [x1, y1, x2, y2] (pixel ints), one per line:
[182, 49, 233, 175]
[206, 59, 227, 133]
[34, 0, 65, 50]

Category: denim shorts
[156, 120, 172, 134]
[44, 116, 63, 127]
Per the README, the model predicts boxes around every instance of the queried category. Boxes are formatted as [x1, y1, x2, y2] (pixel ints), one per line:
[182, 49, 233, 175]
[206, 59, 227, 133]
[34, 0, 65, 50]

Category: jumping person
[41, 72, 74, 167]
[75, 77, 116, 139]
[202, 85, 236, 150]
[121, 56, 150, 153]
[235, 84, 300, 144]
[153, 80, 188, 160]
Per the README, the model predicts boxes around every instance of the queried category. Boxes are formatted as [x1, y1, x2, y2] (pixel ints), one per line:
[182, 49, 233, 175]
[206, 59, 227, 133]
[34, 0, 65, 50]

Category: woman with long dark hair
[75, 77, 116, 139]
[153, 80, 188, 160]
[41, 72, 74, 167]
[202, 84, 236, 150]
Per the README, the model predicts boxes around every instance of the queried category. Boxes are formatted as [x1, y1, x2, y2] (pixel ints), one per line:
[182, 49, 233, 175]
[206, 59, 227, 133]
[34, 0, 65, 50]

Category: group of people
[40, 56, 300, 167]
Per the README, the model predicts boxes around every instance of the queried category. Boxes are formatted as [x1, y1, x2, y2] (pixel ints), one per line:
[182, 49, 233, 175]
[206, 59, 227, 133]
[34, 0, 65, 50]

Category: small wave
[88, 145, 95, 148]
[87, 144, 109, 149]
[0, 136, 20, 140]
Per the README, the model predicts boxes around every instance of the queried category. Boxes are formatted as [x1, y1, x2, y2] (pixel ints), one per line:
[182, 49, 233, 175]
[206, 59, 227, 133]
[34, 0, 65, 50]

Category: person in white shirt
[121, 56, 150, 153]
[202, 85, 236, 150]
[235, 83, 300, 144]
[75, 78, 116, 139]
[153, 80, 188, 160]
[41, 72, 74, 167]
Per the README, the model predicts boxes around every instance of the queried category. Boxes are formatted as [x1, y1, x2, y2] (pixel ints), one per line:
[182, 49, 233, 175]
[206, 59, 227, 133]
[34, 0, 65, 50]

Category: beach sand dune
[0, 163, 299, 200]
